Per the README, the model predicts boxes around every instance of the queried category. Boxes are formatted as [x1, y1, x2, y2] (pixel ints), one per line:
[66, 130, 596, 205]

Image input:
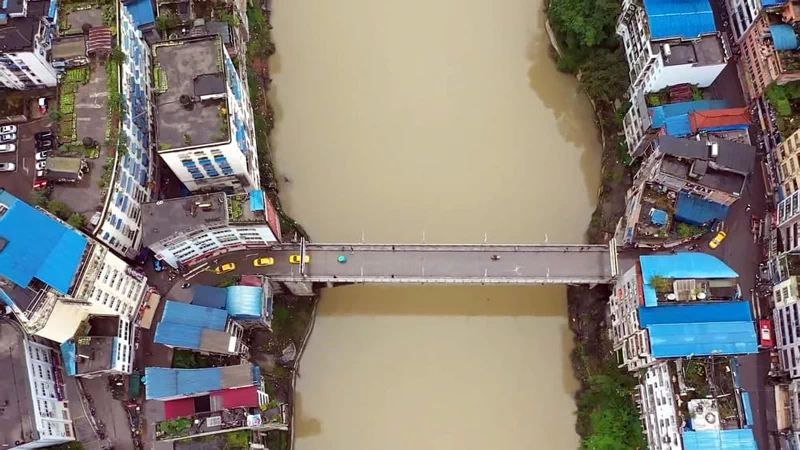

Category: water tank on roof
[663, 43, 671, 57]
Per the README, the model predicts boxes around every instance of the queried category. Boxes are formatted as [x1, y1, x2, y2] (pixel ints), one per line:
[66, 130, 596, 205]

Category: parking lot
[0, 116, 56, 204]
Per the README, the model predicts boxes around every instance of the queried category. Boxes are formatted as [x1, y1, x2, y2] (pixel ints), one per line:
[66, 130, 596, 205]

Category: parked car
[36, 169, 46, 178]
[253, 257, 275, 267]
[35, 151, 49, 161]
[759, 319, 775, 348]
[90, 211, 102, 226]
[289, 254, 310, 264]
[214, 263, 236, 274]
[36, 139, 53, 150]
[0, 143, 16, 153]
[35, 161, 46, 170]
[708, 231, 727, 249]
[35, 130, 54, 141]
[153, 259, 164, 272]
[0, 133, 16, 143]
[33, 179, 48, 191]
[0, 162, 16, 172]
[0, 125, 16, 134]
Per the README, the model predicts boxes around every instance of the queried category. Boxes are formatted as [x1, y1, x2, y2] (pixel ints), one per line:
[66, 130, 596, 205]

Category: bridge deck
[242, 243, 614, 284]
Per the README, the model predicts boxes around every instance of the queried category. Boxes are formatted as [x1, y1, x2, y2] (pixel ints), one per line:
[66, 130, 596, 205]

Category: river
[268, 0, 603, 447]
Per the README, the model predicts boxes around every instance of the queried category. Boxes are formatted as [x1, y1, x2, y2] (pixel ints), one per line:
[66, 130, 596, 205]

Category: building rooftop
[153, 36, 229, 150]
[191, 284, 227, 309]
[145, 364, 260, 400]
[226, 285, 264, 320]
[141, 192, 227, 247]
[643, 0, 717, 40]
[650, 100, 731, 129]
[0, 0, 50, 52]
[689, 108, 751, 132]
[0, 189, 88, 295]
[52, 35, 86, 60]
[661, 35, 725, 66]
[154, 301, 235, 354]
[163, 385, 260, 419]
[73, 336, 116, 375]
[660, 155, 746, 194]
[123, 0, 155, 28]
[656, 135, 756, 174]
[227, 191, 268, 225]
[0, 320, 37, 448]
[639, 253, 738, 307]
[682, 428, 758, 450]
[639, 301, 758, 357]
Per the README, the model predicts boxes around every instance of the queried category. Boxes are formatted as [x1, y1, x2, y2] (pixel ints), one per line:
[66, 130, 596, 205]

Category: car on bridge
[289, 254, 310, 264]
[253, 257, 275, 267]
[214, 263, 236, 274]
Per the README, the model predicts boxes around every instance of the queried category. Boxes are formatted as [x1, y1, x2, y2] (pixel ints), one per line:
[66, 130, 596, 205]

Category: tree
[31, 189, 49, 207]
[67, 213, 86, 228]
[108, 46, 125, 65]
[548, 0, 621, 49]
[45, 199, 71, 220]
[155, 14, 180, 33]
[649, 275, 671, 292]
[48, 110, 63, 121]
[577, 48, 630, 101]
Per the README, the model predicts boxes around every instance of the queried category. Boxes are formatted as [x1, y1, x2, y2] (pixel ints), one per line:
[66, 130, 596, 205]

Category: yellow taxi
[708, 231, 727, 249]
[289, 254, 310, 264]
[253, 257, 275, 267]
[214, 262, 236, 274]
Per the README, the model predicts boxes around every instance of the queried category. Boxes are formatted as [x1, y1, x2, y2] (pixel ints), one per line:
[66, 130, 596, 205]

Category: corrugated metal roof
[639, 302, 757, 357]
[650, 100, 731, 128]
[163, 397, 196, 419]
[665, 114, 692, 136]
[643, 0, 717, 39]
[249, 189, 265, 212]
[124, 0, 155, 27]
[191, 285, 227, 309]
[145, 367, 223, 400]
[682, 429, 758, 450]
[769, 24, 798, 51]
[689, 108, 751, 132]
[639, 253, 738, 306]
[161, 301, 228, 330]
[211, 385, 259, 408]
[656, 135, 755, 174]
[226, 285, 263, 319]
[675, 192, 730, 226]
[742, 392, 754, 426]
[762, 0, 788, 6]
[0, 190, 88, 294]
[86, 26, 113, 54]
[61, 340, 77, 376]
[154, 323, 203, 349]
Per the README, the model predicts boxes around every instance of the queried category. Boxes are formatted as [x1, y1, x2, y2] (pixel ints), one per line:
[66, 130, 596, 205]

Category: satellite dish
[667, 293, 677, 301]
[697, 292, 707, 300]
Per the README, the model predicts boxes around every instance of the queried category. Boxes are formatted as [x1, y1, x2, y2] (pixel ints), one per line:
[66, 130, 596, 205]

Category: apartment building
[774, 274, 800, 378]
[0, 320, 75, 449]
[727, 0, 762, 41]
[639, 362, 683, 450]
[61, 315, 136, 377]
[142, 191, 281, 268]
[93, 2, 157, 259]
[740, 2, 800, 100]
[182, 281, 274, 330]
[776, 127, 800, 197]
[0, 0, 58, 90]
[0, 190, 148, 343]
[609, 253, 755, 372]
[154, 301, 247, 355]
[152, 35, 260, 192]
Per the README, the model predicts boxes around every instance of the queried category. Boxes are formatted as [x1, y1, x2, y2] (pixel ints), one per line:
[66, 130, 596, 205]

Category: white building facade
[726, 0, 760, 41]
[94, 3, 156, 259]
[775, 275, 800, 379]
[0, 0, 58, 90]
[609, 263, 655, 371]
[639, 362, 683, 450]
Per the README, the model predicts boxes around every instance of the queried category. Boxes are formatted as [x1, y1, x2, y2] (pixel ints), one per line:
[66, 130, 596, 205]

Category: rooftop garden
[177, 430, 251, 450]
[767, 81, 800, 138]
[646, 84, 705, 107]
[673, 358, 742, 430]
[57, 0, 115, 36]
[156, 406, 286, 441]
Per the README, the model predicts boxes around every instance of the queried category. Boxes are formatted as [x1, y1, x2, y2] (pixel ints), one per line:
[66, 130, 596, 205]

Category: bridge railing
[269, 275, 612, 284]
[278, 243, 611, 252]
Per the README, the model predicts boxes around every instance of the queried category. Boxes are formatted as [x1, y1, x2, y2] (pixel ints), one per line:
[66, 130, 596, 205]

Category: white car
[0, 125, 16, 134]
[35, 151, 49, 161]
[0, 133, 16, 143]
[0, 162, 16, 172]
[36, 169, 46, 178]
[0, 143, 15, 153]
[35, 160, 46, 170]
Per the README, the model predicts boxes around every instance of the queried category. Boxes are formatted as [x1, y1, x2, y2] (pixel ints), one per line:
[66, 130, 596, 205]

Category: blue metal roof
[742, 392, 754, 427]
[763, 0, 788, 6]
[770, 24, 798, 50]
[650, 208, 668, 226]
[61, 340, 77, 376]
[650, 100, 731, 128]
[226, 286, 263, 319]
[124, 0, 155, 27]
[639, 302, 757, 357]
[675, 192, 730, 226]
[665, 114, 692, 136]
[682, 429, 758, 450]
[160, 301, 228, 330]
[144, 367, 223, 400]
[702, 124, 750, 132]
[639, 253, 738, 306]
[0, 190, 88, 294]
[191, 285, 227, 309]
[154, 323, 203, 349]
[643, 0, 717, 39]
[250, 190, 265, 212]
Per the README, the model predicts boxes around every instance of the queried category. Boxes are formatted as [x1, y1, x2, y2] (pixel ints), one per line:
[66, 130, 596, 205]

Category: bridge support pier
[282, 281, 315, 297]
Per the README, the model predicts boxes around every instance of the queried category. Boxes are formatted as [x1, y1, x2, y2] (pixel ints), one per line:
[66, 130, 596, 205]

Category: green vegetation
[157, 417, 192, 436]
[649, 275, 671, 292]
[577, 371, 647, 450]
[46, 442, 86, 450]
[216, 274, 241, 288]
[172, 349, 222, 369]
[105, 58, 123, 148]
[767, 82, 800, 137]
[155, 12, 181, 33]
[98, 157, 115, 189]
[691, 85, 703, 101]
[68, 213, 86, 228]
[676, 222, 705, 238]
[223, 430, 250, 449]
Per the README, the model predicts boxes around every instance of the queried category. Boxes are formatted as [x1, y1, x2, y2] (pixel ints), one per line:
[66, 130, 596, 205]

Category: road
[182, 244, 616, 284]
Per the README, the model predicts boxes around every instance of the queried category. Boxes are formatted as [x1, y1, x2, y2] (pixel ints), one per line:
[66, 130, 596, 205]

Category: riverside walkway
[193, 240, 621, 285]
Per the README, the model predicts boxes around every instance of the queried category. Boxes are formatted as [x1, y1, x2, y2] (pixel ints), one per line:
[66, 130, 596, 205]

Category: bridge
[188, 240, 623, 290]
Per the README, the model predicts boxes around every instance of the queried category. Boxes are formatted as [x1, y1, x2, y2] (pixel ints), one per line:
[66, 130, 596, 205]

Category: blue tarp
[665, 114, 693, 136]
[763, 0, 788, 6]
[160, 301, 228, 330]
[111, 336, 120, 369]
[0, 190, 88, 294]
[643, 0, 717, 39]
[154, 323, 204, 349]
[639, 253, 738, 306]
[650, 208, 669, 225]
[226, 286, 263, 319]
[250, 190, 265, 212]
[61, 340, 77, 376]
[770, 24, 798, 50]
[124, 0, 155, 27]
[650, 100, 731, 128]
[639, 302, 758, 357]
[742, 392, 754, 427]
[48, 0, 57, 19]
[191, 285, 227, 309]
[144, 367, 223, 400]
[701, 124, 750, 132]
[675, 192, 731, 225]
[682, 429, 758, 450]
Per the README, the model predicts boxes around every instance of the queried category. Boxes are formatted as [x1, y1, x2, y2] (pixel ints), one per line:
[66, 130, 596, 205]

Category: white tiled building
[639, 363, 683, 450]
[94, 3, 156, 259]
[726, 0, 760, 41]
[0, 0, 58, 90]
[609, 261, 654, 371]
[775, 276, 800, 379]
